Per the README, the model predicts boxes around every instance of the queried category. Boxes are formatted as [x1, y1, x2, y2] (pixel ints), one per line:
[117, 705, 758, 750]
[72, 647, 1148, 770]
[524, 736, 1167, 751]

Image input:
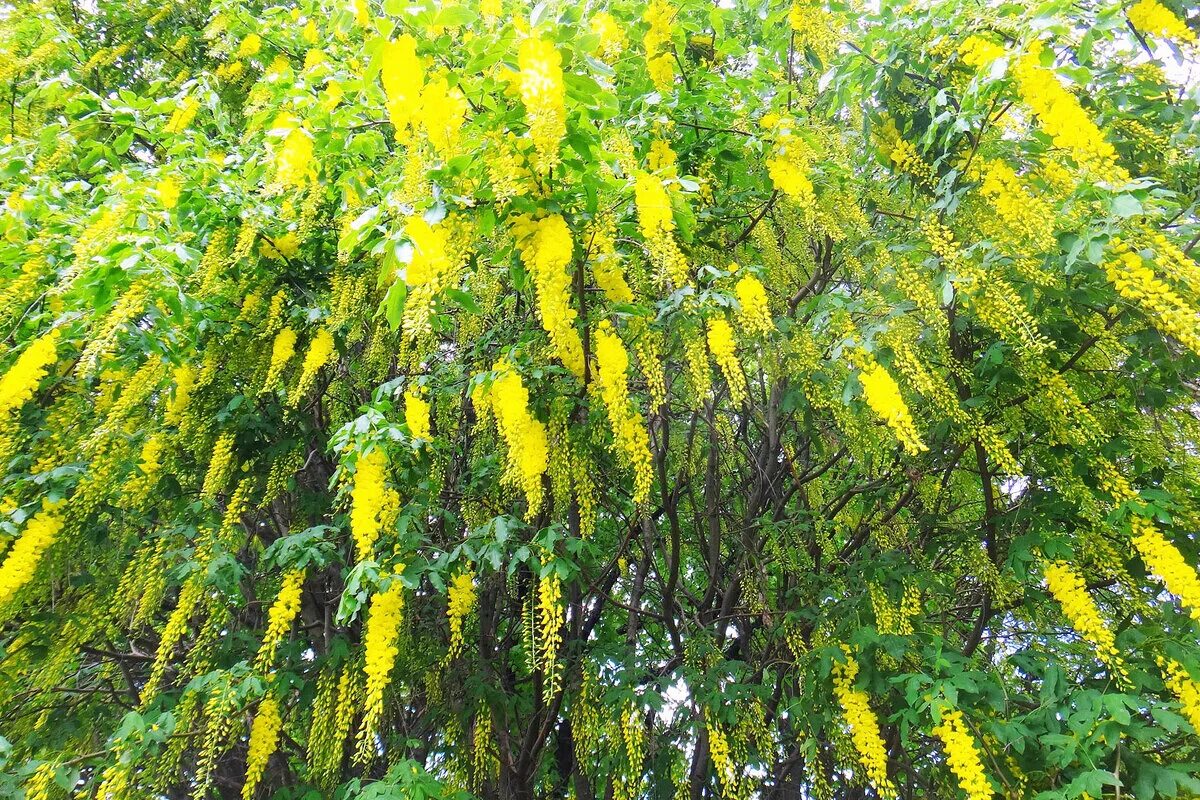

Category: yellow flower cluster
[261, 327, 297, 396]
[518, 38, 566, 173]
[931, 709, 992, 800]
[1011, 44, 1124, 180]
[357, 579, 405, 762]
[706, 317, 748, 406]
[1159, 658, 1200, 733]
[643, 0, 675, 91]
[446, 571, 475, 658]
[859, 362, 926, 456]
[588, 217, 633, 304]
[591, 12, 625, 62]
[974, 159, 1054, 252]
[1128, 0, 1196, 46]
[512, 214, 586, 377]
[475, 360, 549, 514]
[277, 126, 316, 188]
[0, 329, 58, 416]
[164, 97, 200, 134]
[126, 434, 166, 509]
[351, 449, 390, 560]
[705, 711, 739, 797]
[0, 507, 63, 610]
[238, 32, 263, 58]
[255, 568, 305, 670]
[958, 35, 1006, 69]
[1043, 560, 1126, 679]
[832, 650, 896, 798]
[538, 571, 564, 701]
[292, 327, 335, 403]
[593, 322, 654, 505]
[635, 173, 688, 286]
[1105, 240, 1200, 358]
[734, 270, 774, 336]
[22, 763, 55, 800]
[405, 388, 431, 441]
[157, 176, 181, 209]
[787, 1, 839, 61]
[242, 695, 282, 800]
[202, 433, 237, 499]
[382, 35, 424, 139]
[1131, 517, 1200, 620]
[403, 216, 453, 340]
[419, 77, 468, 158]
[763, 116, 815, 207]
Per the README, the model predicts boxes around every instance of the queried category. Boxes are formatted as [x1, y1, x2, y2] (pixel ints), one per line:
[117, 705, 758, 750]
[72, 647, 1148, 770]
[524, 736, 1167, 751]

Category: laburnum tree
[2, 0, 1200, 797]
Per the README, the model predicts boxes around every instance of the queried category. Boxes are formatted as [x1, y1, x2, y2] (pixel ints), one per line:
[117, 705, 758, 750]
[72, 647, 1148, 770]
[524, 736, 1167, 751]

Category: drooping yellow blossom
[518, 38, 566, 173]
[1011, 44, 1124, 180]
[707, 317, 748, 405]
[764, 117, 815, 206]
[419, 77, 468, 158]
[351, 0, 371, 27]
[734, 271, 774, 336]
[480, 0, 501, 26]
[261, 327, 298, 396]
[706, 710, 739, 797]
[538, 571, 564, 701]
[643, 0, 675, 90]
[255, 568, 305, 669]
[932, 709, 993, 800]
[832, 649, 896, 798]
[1128, 0, 1196, 46]
[292, 328, 336, 402]
[859, 362, 926, 456]
[0, 329, 59, 416]
[165, 363, 196, 425]
[446, 571, 476, 658]
[588, 217, 633, 304]
[242, 695, 282, 800]
[402, 216, 453, 340]
[1131, 517, 1200, 620]
[1105, 241, 1200, 358]
[381, 35, 424, 138]
[591, 12, 625, 61]
[1159, 658, 1200, 733]
[277, 125, 316, 188]
[974, 159, 1054, 252]
[22, 763, 56, 800]
[357, 578, 405, 762]
[351, 449, 388, 560]
[959, 35, 1006, 69]
[0, 507, 63, 609]
[512, 214, 586, 378]
[157, 176, 181, 209]
[237, 33, 263, 58]
[647, 53, 674, 91]
[164, 97, 200, 134]
[634, 173, 689, 286]
[202, 433, 237, 499]
[1043, 560, 1126, 679]
[405, 388, 431, 441]
[593, 322, 654, 505]
[476, 360, 549, 515]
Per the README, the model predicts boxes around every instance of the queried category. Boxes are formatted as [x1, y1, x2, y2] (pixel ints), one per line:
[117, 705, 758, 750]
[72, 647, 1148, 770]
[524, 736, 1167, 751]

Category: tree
[0, 0, 1199, 797]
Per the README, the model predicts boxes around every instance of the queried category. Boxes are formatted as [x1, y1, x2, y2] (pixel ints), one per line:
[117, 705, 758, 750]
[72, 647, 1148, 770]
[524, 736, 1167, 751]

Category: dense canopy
[1, 0, 1199, 798]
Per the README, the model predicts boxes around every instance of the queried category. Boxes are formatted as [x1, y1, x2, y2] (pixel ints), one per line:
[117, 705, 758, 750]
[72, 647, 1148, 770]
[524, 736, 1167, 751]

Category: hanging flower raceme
[588, 216, 633, 304]
[275, 117, 316, 188]
[402, 216, 454, 341]
[1104, 239, 1200, 358]
[357, 577, 405, 762]
[1130, 517, 1200, 620]
[475, 359, 549, 515]
[706, 317, 748, 406]
[350, 449, 389, 561]
[517, 38, 566, 173]
[591, 12, 625, 62]
[419, 76, 468, 158]
[255, 568, 305, 670]
[156, 176, 181, 209]
[931, 708, 993, 800]
[634, 173, 688, 287]
[292, 327, 336, 403]
[381, 34, 424, 139]
[242, 694, 283, 800]
[643, 0, 675, 90]
[733, 268, 774, 337]
[763, 115, 816, 207]
[858, 360, 927, 456]
[1159, 657, 1200, 732]
[260, 327, 297, 396]
[1127, 0, 1196, 46]
[1010, 43, 1125, 180]
[202, 433, 237, 499]
[0, 506, 64, 614]
[446, 571, 476, 658]
[405, 388, 431, 442]
[512, 214, 586, 378]
[0, 329, 59, 417]
[593, 322, 653, 505]
[538, 570, 565, 701]
[832, 649, 896, 798]
[1043, 560, 1127, 680]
